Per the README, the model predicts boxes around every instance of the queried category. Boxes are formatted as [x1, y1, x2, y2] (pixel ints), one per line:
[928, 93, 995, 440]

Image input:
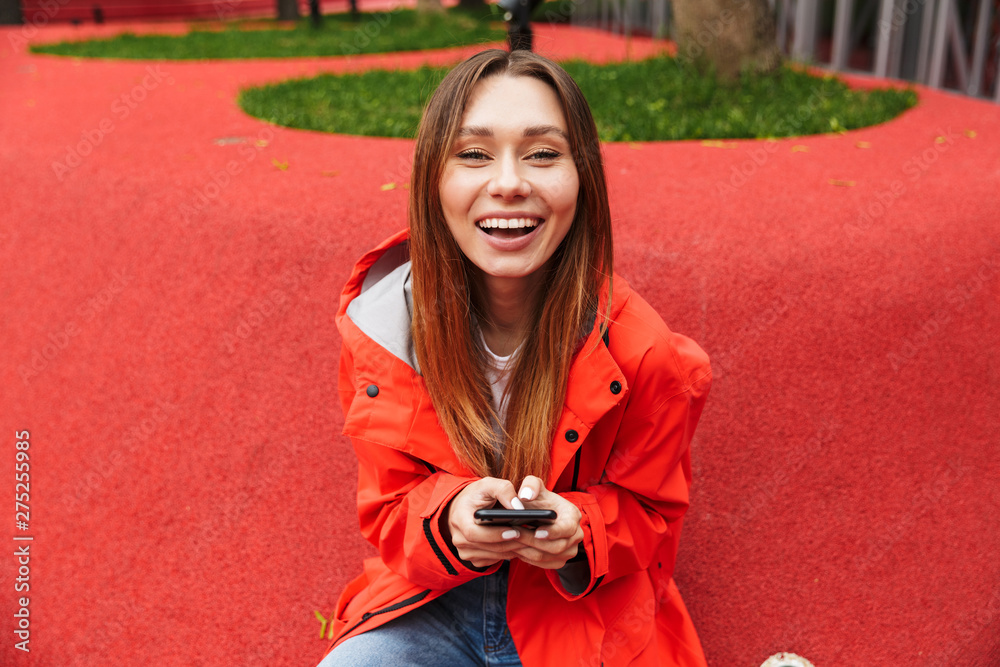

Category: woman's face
[439, 74, 579, 290]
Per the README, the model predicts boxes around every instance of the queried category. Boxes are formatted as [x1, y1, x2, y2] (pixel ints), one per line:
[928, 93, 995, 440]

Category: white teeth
[477, 218, 540, 229]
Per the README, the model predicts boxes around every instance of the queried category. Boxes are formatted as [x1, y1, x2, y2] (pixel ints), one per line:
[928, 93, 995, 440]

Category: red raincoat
[324, 230, 712, 666]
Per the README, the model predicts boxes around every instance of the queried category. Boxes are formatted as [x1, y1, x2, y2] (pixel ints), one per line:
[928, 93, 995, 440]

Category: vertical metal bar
[850, 0, 878, 50]
[995, 45, 1000, 102]
[946, 0, 969, 91]
[928, 0, 951, 87]
[777, 0, 790, 54]
[832, 0, 855, 70]
[967, 0, 991, 96]
[830, 0, 854, 70]
[651, 0, 663, 39]
[888, 1, 908, 77]
[916, 0, 936, 83]
[874, 0, 897, 77]
[793, 0, 819, 61]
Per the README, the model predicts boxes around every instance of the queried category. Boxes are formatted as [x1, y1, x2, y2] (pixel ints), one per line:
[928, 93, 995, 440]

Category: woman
[319, 49, 711, 666]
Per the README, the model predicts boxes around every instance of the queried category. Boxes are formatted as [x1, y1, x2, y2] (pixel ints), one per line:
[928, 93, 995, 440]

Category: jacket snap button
[366, 384, 379, 398]
[610, 380, 622, 394]
[565, 429, 579, 443]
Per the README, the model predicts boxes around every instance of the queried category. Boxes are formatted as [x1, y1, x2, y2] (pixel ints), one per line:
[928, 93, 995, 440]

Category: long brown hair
[409, 49, 613, 485]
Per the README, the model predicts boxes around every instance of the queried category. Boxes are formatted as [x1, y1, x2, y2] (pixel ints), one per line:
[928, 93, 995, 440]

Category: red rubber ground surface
[1, 19, 999, 667]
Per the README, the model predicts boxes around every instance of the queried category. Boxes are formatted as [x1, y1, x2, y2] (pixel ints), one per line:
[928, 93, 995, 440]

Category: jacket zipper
[342, 589, 431, 636]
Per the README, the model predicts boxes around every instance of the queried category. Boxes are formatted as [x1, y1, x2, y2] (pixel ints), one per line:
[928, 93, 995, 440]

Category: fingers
[462, 549, 518, 569]
[507, 484, 584, 569]
[458, 541, 519, 565]
[448, 478, 521, 538]
[463, 477, 525, 511]
[508, 533, 582, 569]
[450, 527, 524, 567]
[446, 477, 586, 570]
[446, 477, 530, 565]
[515, 522, 582, 552]
[516, 486, 582, 542]
[517, 475, 544, 503]
[452, 525, 523, 550]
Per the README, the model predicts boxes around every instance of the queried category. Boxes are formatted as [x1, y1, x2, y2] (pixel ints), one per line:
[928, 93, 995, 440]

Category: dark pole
[504, 0, 541, 51]
[275, 0, 300, 21]
[309, 0, 321, 27]
[0, 0, 23, 25]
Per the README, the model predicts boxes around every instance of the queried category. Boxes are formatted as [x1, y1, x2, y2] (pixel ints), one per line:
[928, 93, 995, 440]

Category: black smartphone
[473, 508, 557, 528]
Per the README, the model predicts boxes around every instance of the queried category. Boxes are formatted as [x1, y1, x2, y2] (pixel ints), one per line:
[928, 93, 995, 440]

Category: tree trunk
[672, 0, 782, 80]
[416, 0, 444, 13]
[0, 0, 23, 25]
[276, 0, 300, 21]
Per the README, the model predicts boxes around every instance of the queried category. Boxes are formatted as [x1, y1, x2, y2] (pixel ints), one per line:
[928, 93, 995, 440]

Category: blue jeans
[318, 565, 523, 667]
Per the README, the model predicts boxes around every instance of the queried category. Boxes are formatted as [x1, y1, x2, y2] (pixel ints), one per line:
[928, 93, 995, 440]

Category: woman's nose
[487, 155, 531, 199]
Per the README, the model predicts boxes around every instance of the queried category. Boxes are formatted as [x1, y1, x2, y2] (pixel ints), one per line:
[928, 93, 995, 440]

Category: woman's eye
[529, 149, 561, 160]
[457, 149, 489, 160]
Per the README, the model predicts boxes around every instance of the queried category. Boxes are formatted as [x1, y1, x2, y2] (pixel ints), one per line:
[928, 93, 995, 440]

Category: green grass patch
[240, 67, 446, 138]
[29, 8, 506, 59]
[239, 56, 918, 141]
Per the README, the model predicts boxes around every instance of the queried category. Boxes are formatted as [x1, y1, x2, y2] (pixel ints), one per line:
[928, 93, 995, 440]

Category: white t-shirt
[480, 331, 517, 425]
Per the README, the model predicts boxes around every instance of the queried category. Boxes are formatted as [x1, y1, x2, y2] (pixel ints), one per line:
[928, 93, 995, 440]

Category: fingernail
[510, 497, 525, 511]
[535, 529, 549, 539]
[519, 487, 534, 501]
[502, 529, 519, 540]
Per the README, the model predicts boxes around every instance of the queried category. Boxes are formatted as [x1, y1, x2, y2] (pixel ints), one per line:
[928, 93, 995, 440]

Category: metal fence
[568, 0, 1000, 104]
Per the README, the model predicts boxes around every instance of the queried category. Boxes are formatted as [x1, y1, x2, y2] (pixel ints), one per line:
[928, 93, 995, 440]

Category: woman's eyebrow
[458, 125, 493, 137]
[456, 125, 569, 140]
[522, 124, 568, 140]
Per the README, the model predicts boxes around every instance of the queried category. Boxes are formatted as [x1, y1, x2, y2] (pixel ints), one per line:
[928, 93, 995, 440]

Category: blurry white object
[760, 654, 816, 667]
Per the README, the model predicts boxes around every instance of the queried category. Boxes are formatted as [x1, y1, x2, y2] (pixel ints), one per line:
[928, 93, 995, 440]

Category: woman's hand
[444, 477, 528, 569]
[443, 475, 584, 570]
[508, 475, 584, 570]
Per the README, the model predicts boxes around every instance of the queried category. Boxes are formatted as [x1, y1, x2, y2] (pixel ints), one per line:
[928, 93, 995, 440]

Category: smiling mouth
[477, 217, 542, 237]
